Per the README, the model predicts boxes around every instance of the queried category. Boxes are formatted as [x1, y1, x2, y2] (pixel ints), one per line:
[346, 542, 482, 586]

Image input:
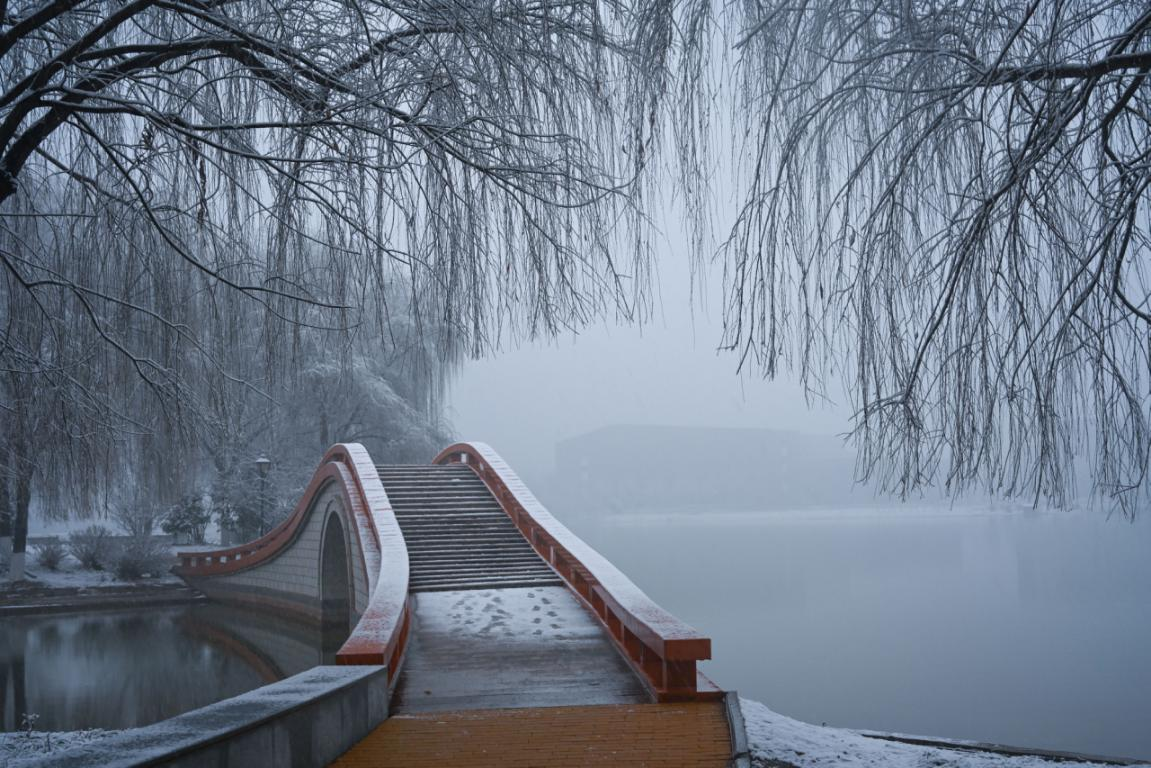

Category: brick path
[330, 701, 733, 767]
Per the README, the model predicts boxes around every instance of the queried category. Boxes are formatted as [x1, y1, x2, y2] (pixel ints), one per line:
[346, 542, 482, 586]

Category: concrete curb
[0, 588, 206, 617]
[17, 666, 389, 768]
[724, 691, 752, 768]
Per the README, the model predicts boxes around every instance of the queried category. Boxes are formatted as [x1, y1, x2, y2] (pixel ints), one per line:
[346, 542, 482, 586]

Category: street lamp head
[255, 455, 272, 477]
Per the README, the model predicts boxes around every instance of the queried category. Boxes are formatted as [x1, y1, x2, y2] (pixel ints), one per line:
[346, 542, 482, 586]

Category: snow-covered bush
[113, 506, 160, 538]
[33, 539, 66, 570]
[211, 472, 274, 545]
[161, 495, 210, 544]
[68, 525, 114, 570]
[113, 535, 171, 580]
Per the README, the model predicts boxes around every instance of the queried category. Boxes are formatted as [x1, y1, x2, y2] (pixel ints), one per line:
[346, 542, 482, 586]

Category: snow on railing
[174, 444, 411, 687]
[434, 441, 720, 702]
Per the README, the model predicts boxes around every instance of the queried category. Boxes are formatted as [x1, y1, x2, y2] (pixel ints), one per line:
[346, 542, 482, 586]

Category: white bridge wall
[187, 482, 371, 622]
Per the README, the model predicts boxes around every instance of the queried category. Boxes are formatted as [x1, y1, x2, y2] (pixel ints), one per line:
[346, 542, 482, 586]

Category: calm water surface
[565, 504, 1151, 761]
[0, 604, 324, 732]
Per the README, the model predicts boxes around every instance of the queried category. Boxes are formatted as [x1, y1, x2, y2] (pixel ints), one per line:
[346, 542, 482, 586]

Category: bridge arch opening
[319, 509, 352, 662]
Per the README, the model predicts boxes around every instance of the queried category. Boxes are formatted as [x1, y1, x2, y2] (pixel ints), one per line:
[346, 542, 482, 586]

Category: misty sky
[446, 226, 848, 482]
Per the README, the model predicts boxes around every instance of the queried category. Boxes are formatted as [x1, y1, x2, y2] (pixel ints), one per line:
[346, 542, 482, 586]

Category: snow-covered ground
[741, 698, 1149, 768]
[0, 729, 118, 766]
[8, 553, 181, 589]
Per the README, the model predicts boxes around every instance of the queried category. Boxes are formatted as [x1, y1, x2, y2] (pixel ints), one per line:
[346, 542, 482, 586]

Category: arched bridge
[174, 442, 745, 767]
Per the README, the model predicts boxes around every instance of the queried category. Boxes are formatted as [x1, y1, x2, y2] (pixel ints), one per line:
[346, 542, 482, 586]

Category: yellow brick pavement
[331, 702, 733, 767]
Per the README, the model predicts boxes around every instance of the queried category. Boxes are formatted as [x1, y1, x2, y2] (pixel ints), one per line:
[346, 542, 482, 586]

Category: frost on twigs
[671, 1, 1151, 514]
[0, 0, 666, 551]
[0, 726, 117, 766]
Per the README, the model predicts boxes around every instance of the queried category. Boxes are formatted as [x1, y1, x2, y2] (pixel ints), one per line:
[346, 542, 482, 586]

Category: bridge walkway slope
[391, 586, 649, 713]
[339, 455, 734, 766]
[377, 464, 648, 713]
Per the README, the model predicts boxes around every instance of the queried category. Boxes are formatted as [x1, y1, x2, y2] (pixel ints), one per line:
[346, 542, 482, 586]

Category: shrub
[114, 506, 160, 538]
[113, 535, 172, 580]
[161, 495, 210, 544]
[68, 525, 114, 570]
[33, 539, 66, 571]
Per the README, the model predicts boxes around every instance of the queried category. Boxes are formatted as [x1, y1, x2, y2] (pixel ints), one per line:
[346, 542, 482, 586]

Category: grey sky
[446, 231, 848, 483]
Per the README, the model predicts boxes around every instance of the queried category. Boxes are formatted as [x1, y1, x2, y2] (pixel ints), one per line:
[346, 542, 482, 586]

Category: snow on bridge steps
[174, 444, 411, 687]
[434, 441, 721, 703]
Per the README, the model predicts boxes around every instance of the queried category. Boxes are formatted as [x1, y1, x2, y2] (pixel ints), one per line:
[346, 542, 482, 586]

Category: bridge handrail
[434, 441, 716, 701]
[174, 444, 411, 686]
[327, 445, 411, 679]
[175, 480, 321, 574]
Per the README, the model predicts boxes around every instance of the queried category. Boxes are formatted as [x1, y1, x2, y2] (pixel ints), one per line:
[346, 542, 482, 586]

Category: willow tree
[676, 1, 1151, 513]
[0, 0, 663, 577]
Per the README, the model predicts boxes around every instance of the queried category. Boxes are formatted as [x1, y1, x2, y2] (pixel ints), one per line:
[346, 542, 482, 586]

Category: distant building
[553, 424, 862, 512]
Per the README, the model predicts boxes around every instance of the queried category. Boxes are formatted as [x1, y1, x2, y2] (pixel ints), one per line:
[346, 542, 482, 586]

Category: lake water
[563, 504, 1151, 761]
[0, 604, 325, 732]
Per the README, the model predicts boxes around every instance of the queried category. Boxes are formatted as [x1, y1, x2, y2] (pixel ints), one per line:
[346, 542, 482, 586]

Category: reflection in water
[563, 505, 1151, 761]
[0, 603, 332, 732]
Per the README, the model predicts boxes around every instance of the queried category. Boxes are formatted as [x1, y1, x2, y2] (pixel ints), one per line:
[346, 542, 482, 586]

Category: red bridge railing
[174, 444, 411, 686]
[434, 441, 720, 702]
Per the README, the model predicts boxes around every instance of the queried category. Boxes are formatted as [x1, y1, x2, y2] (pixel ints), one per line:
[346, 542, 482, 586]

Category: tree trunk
[0, 657, 8, 730]
[0, 471, 11, 581]
[8, 468, 30, 582]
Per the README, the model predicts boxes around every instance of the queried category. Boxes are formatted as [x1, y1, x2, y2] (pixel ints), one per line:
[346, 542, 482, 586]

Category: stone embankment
[0, 582, 204, 616]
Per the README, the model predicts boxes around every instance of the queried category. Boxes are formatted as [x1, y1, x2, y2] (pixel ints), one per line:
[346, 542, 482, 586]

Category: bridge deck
[392, 586, 649, 713]
[174, 445, 730, 767]
[331, 701, 733, 767]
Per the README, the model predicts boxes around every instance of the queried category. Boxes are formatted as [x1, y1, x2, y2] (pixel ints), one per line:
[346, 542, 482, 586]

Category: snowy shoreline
[740, 698, 1149, 768]
[0, 729, 120, 766]
[0, 577, 202, 618]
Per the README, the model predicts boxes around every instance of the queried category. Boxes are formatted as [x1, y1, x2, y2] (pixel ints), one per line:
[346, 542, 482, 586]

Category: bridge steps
[377, 464, 562, 593]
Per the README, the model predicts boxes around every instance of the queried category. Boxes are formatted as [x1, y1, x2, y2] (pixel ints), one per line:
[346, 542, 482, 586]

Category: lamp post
[255, 455, 272, 536]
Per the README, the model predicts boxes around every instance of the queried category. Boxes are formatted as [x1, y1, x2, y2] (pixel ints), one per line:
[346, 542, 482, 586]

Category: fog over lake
[570, 504, 1151, 761]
